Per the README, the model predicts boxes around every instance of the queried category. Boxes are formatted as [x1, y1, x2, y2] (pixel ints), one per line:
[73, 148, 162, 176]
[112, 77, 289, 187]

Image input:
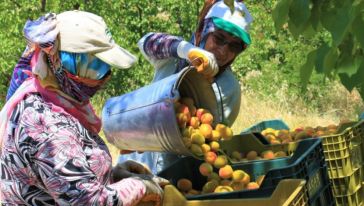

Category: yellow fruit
[201, 113, 214, 125]
[231, 170, 246, 182]
[246, 182, 260, 190]
[199, 162, 213, 177]
[202, 180, 219, 193]
[209, 141, 220, 151]
[214, 186, 233, 193]
[190, 144, 203, 156]
[205, 151, 217, 164]
[199, 124, 213, 139]
[191, 132, 205, 145]
[219, 165, 233, 179]
[201, 144, 211, 153]
[213, 155, 228, 168]
[211, 130, 221, 141]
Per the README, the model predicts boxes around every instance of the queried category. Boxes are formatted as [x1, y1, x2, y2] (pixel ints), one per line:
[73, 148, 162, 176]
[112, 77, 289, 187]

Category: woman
[118, 0, 253, 174]
[0, 11, 164, 206]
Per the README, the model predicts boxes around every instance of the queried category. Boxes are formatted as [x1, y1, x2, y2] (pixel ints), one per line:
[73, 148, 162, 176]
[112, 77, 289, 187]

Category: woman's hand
[112, 160, 152, 182]
[177, 41, 218, 79]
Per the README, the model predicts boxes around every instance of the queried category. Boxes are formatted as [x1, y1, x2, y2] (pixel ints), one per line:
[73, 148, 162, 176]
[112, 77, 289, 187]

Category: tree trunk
[41, 0, 46, 12]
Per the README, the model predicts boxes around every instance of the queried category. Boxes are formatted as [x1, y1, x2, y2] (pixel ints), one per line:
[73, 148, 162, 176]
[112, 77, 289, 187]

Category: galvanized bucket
[102, 67, 218, 156]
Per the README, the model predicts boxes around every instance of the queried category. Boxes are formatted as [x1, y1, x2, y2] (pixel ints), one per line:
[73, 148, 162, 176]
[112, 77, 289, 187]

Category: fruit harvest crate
[162, 179, 308, 206]
[240, 119, 364, 179]
[239, 119, 364, 205]
[158, 138, 335, 206]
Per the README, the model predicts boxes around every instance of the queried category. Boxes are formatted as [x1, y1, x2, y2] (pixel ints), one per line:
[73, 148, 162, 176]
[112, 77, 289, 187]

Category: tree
[272, 0, 364, 97]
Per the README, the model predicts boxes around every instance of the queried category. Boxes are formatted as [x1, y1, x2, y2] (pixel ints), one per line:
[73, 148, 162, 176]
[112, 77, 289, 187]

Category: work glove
[112, 160, 152, 182]
[177, 41, 218, 80]
[112, 160, 170, 186]
[113, 176, 165, 206]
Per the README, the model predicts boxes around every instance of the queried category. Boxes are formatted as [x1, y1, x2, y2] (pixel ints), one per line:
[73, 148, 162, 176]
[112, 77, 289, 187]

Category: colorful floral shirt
[1, 94, 129, 206]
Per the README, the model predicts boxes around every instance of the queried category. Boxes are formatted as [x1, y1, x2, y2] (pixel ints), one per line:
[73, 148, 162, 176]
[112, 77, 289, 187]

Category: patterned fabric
[0, 93, 146, 205]
[143, 33, 183, 59]
[5, 50, 33, 101]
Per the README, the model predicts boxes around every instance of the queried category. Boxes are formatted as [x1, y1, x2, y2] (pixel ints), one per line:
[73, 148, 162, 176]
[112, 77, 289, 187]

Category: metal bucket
[102, 67, 218, 156]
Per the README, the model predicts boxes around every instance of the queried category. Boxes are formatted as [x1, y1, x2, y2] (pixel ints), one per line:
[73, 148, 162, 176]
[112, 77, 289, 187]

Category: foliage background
[0, 0, 363, 120]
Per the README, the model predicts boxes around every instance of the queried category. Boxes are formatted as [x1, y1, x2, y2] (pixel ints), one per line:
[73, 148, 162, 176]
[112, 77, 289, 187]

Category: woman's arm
[19, 104, 146, 206]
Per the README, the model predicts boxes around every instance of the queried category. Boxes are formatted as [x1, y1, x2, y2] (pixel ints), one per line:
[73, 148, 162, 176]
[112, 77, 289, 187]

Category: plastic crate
[243, 119, 364, 179]
[162, 179, 308, 206]
[241, 119, 290, 133]
[320, 120, 364, 179]
[331, 167, 363, 196]
[158, 138, 335, 206]
[334, 182, 364, 206]
[219, 133, 298, 164]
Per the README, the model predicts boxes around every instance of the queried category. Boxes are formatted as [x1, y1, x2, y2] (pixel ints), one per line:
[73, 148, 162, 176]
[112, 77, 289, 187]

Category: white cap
[205, 1, 253, 44]
[57, 10, 137, 69]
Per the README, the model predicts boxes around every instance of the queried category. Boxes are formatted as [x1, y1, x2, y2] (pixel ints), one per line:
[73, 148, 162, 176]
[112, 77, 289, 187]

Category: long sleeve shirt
[0, 94, 145, 206]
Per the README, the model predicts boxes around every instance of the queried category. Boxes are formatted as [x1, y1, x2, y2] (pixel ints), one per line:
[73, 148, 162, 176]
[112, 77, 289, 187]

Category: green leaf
[272, 0, 291, 32]
[352, 13, 364, 49]
[323, 47, 339, 76]
[339, 61, 364, 92]
[300, 49, 317, 87]
[320, 1, 356, 46]
[315, 43, 330, 73]
[288, 0, 311, 33]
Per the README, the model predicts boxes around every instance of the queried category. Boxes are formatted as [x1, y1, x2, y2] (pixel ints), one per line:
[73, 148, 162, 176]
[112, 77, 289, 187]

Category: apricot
[213, 155, 228, 168]
[315, 130, 326, 136]
[177, 178, 192, 192]
[274, 151, 287, 158]
[207, 172, 220, 182]
[222, 127, 233, 141]
[199, 162, 213, 177]
[176, 104, 191, 122]
[231, 170, 246, 183]
[199, 124, 213, 139]
[220, 179, 231, 186]
[231, 151, 242, 160]
[211, 130, 221, 141]
[295, 131, 310, 140]
[204, 151, 217, 164]
[182, 137, 192, 148]
[215, 123, 226, 134]
[182, 126, 193, 137]
[202, 180, 219, 193]
[196, 108, 208, 121]
[219, 165, 233, 179]
[241, 173, 251, 185]
[261, 150, 275, 159]
[201, 144, 211, 153]
[246, 182, 260, 190]
[176, 113, 188, 129]
[209, 141, 220, 152]
[191, 132, 205, 145]
[270, 139, 281, 144]
[180, 97, 196, 116]
[190, 144, 203, 156]
[231, 182, 245, 191]
[214, 186, 233, 193]
[189, 117, 200, 129]
[186, 189, 200, 195]
[256, 175, 265, 186]
[246, 151, 258, 160]
[201, 113, 214, 125]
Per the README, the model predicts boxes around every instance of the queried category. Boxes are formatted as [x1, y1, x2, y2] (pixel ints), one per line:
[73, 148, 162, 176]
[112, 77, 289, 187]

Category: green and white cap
[205, 1, 253, 45]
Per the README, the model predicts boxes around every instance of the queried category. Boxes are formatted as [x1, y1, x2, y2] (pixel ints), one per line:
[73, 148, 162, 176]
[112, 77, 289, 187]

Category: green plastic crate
[331, 167, 363, 196]
[334, 182, 364, 206]
[162, 179, 308, 206]
[219, 133, 298, 164]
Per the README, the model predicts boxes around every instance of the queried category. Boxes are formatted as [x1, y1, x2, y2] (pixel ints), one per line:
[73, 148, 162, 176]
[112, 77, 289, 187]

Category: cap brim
[212, 17, 251, 45]
[95, 45, 137, 69]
